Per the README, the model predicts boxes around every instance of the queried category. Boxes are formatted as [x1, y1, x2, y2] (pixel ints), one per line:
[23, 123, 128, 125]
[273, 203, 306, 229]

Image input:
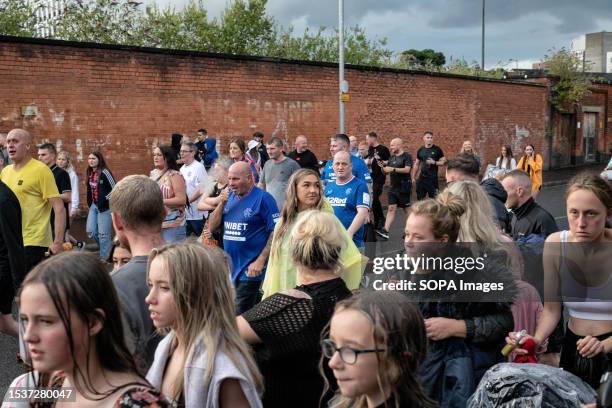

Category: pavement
[0, 162, 604, 396]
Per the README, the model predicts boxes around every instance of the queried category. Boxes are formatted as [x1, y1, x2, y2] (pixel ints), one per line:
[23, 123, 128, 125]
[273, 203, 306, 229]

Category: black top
[367, 144, 391, 184]
[510, 197, 559, 240]
[194, 140, 206, 162]
[257, 143, 270, 168]
[388, 152, 413, 192]
[50, 164, 71, 231]
[287, 149, 319, 172]
[242, 277, 351, 408]
[0, 180, 25, 293]
[416, 144, 444, 180]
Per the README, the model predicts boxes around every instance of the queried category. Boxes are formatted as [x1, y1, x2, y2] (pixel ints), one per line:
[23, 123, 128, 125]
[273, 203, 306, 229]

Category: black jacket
[481, 178, 511, 233]
[86, 168, 116, 211]
[0, 180, 25, 293]
[510, 198, 558, 240]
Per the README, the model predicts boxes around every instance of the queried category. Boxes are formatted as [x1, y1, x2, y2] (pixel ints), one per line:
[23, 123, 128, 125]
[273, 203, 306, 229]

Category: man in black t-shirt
[379, 138, 412, 239]
[411, 131, 445, 200]
[38, 143, 71, 235]
[288, 135, 319, 172]
[194, 128, 208, 162]
[365, 131, 390, 232]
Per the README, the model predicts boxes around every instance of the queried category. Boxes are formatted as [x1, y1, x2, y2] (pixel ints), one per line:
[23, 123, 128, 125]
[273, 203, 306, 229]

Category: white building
[29, 0, 67, 37]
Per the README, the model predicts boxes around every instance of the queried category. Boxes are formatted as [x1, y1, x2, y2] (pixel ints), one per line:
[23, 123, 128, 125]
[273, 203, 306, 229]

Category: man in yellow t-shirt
[0, 129, 65, 272]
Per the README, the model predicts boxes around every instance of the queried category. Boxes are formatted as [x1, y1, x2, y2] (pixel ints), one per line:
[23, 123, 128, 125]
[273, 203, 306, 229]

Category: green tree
[400, 48, 446, 67]
[53, 0, 146, 45]
[141, 0, 217, 51]
[215, 0, 276, 55]
[0, 0, 36, 37]
[543, 47, 592, 112]
[269, 25, 392, 66]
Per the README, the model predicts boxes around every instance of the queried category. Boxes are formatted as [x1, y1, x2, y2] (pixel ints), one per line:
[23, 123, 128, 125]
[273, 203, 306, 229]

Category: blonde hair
[271, 169, 324, 257]
[57, 150, 74, 171]
[290, 210, 345, 271]
[409, 191, 465, 242]
[446, 180, 505, 248]
[147, 242, 263, 400]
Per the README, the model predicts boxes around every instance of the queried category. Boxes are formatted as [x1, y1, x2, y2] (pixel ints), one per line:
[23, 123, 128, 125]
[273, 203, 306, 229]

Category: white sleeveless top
[560, 230, 612, 320]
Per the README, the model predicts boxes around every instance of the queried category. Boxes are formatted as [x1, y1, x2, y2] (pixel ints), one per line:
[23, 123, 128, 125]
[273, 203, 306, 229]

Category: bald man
[380, 138, 413, 239]
[287, 135, 319, 172]
[501, 170, 557, 240]
[0, 129, 65, 271]
[207, 161, 280, 314]
[324, 151, 370, 248]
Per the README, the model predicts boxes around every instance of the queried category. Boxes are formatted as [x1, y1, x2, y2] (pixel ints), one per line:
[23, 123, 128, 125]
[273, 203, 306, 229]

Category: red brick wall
[0, 37, 549, 205]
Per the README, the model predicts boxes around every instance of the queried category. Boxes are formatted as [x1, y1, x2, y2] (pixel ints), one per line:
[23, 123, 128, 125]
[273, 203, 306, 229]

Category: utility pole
[338, 0, 345, 133]
[481, 0, 485, 71]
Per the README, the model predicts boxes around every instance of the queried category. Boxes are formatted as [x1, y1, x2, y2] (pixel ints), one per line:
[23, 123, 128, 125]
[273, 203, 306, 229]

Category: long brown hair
[271, 168, 324, 257]
[20, 252, 147, 402]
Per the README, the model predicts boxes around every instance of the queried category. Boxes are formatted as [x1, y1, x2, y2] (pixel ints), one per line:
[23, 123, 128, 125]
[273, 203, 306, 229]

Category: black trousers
[372, 182, 385, 228]
[25, 246, 47, 274]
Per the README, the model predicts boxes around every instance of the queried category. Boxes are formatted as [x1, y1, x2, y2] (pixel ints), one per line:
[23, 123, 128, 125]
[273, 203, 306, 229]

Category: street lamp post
[338, 0, 345, 133]
[481, 0, 485, 71]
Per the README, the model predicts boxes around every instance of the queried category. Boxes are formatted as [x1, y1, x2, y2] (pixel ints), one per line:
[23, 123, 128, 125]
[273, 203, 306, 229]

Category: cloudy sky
[152, 0, 612, 69]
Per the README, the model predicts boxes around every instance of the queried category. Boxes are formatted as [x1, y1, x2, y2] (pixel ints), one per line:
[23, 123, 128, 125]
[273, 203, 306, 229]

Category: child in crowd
[145, 242, 263, 407]
[4, 252, 166, 407]
[108, 238, 133, 272]
[323, 290, 437, 408]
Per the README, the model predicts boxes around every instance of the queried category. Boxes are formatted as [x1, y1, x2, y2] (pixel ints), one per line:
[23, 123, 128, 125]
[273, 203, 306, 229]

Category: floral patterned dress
[2, 371, 169, 408]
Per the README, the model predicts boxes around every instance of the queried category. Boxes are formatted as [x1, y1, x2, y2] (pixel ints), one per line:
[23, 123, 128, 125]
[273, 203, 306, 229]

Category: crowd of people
[0, 126, 611, 407]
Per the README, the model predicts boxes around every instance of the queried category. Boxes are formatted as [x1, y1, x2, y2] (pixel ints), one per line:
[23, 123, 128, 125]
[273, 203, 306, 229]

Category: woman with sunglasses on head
[262, 168, 363, 299]
[150, 145, 187, 242]
[237, 210, 352, 407]
[4, 252, 167, 408]
[323, 290, 437, 408]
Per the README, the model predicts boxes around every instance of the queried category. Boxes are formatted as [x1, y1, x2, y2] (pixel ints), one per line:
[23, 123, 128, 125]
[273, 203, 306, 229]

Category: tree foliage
[4, 0, 393, 66]
[543, 47, 592, 112]
[0, 0, 37, 37]
[54, 0, 145, 44]
[400, 48, 446, 68]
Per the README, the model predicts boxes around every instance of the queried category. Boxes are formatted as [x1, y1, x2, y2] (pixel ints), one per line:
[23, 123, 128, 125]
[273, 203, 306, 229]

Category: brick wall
[1, 36, 551, 205]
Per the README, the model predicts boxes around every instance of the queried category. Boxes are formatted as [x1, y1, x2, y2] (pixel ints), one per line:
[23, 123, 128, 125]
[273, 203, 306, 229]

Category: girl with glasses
[322, 290, 436, 408]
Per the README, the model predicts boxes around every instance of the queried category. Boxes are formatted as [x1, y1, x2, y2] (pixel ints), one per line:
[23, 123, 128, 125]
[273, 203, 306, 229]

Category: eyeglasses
[180, 150, 193, 154]
[321, 339, 385, 365]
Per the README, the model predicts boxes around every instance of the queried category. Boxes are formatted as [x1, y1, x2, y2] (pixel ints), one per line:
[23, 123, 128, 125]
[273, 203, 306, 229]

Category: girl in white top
[506, 172, 612, 388]
[145, 242, 263, 408]
[56, 150, 79, 216]
[495, 145, 517, 171]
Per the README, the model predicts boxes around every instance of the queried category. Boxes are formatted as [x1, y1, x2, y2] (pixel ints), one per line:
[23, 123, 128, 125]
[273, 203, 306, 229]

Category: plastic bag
[467, 363, 596, 408]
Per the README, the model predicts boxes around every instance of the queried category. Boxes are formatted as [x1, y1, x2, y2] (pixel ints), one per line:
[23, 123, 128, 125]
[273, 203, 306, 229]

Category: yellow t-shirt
[1, 158, 60, 247]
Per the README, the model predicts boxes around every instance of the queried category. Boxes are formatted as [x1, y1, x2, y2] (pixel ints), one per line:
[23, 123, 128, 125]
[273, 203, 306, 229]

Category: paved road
[0, 184, 568, 396]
